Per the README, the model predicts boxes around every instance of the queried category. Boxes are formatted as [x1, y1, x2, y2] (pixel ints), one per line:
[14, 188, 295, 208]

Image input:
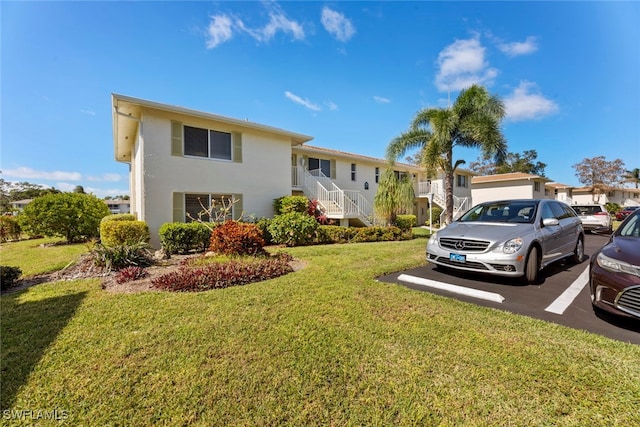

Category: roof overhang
[112, 93, 314, 163]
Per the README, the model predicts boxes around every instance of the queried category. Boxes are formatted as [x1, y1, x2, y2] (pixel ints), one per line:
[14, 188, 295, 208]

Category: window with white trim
[375, 167, 380, 184]
[456, 174, 467, 188]
[184, 125, 232, 160]
[534, 181, 541, 192]
[185, 193, 234, 222]
[351, 163, 356, 181]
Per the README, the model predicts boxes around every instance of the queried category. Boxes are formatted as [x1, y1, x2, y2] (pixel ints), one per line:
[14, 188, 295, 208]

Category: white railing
[294, 166, 373, 225]
[438, 195, 471, 226]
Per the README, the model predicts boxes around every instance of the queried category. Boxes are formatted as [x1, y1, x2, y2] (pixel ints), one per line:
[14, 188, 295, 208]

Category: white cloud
[324, 101, 338, 111]
[3, 167, 122, 183]
[234, 3, 304, 44]
[285, 91, 321, 111]
[321, 7, 355, 42]
[87, 173, 122, 182]
[435, 36, 498, 92]
[3, 166, 82, 181]
[373, 96, 391, 104]
[81, 109, 96, 116]
[504, 81, 559, 121]
[206, 14, 234, 48]
[498, 36, 539, 57]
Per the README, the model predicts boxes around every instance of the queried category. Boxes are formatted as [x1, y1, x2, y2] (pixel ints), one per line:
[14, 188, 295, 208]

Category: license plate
[449, 253, 466, 263]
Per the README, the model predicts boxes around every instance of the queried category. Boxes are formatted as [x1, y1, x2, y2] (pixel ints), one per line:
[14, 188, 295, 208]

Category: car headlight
[596, 252, 640, 277]
[503, 238, 523, 254]
[428, 232, 438, 247]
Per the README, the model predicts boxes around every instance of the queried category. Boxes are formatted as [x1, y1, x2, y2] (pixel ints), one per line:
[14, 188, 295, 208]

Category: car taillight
[595, 212, 608, 216]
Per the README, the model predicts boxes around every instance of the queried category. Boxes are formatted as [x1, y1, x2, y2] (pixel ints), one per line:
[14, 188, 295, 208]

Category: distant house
[571, 186, 640, 206]
[471, 173, 551, 205]
[10, 199, 32, 213]
[105, 199, 131, 214]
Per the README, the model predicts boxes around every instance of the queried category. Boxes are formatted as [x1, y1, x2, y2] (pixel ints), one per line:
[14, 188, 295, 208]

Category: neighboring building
[571, 186, 640, 206]
[471, 173, 551, 205]
[10, 199, 32, 214]
[545, 182, 574, 205]
[105, 199, 131, 214]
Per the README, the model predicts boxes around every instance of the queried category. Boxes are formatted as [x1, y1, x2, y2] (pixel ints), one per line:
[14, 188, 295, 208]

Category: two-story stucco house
[112, 94, 476, 247]
[471, 172, 551, 205]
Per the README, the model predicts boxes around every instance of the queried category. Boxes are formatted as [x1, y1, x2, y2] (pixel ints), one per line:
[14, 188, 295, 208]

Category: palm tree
[622, 168, 640, 188]
[386, 84, 507, 224]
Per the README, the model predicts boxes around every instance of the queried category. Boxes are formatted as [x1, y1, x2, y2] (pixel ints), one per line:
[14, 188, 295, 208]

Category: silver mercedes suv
[426, 199, 585, 284]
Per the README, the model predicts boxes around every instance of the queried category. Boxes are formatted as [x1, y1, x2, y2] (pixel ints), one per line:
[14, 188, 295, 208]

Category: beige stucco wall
[138, 108, 293, 248]
[472, 181, 534, 205]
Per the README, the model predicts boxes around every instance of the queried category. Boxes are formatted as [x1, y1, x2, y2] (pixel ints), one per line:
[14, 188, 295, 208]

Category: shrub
[100, 220, 150, 247]
[268, 212, 319, 246]
[274, 196, 309, 215]
[426, 206, 443, 227]
[209, 221, 265, 256]
[92, 242, 154, 271]
[352, 226, 404, 242]
[254, 218, 273, 245]
[114, 266, 149, 284]
[0, 216, 21, 242]
[316, 225, 356, 244]
[605, 202, 621, 215]
[101, 213, 137, 224]
[395, 214, 417, 231]
[151, 257, 293, 292]
[1, 266, 22, 291]
[159, 222, 213, 254]
[18, 192, 110, 243]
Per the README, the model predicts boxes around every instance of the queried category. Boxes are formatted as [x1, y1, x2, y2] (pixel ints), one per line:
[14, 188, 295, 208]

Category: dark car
[615, 205, 640, 221]
[589, 209, 640, 320]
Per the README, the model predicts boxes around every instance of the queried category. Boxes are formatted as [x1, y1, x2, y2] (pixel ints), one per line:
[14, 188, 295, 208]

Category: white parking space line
[544, 267, 590, 315]
[397, 274, 506, 304]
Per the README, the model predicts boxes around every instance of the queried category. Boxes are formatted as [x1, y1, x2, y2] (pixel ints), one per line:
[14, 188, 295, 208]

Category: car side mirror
[542, 218, 560, 227]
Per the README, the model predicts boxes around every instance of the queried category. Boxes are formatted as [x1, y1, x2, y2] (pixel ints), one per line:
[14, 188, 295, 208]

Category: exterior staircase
[296, 167, 374, 226]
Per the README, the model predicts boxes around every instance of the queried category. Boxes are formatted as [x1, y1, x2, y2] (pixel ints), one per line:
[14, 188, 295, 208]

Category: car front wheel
[523, 246, 539, 285]
[570, 236, 584, 264]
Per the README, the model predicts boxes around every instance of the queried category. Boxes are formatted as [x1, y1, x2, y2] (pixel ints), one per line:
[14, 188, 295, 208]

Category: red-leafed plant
[209, 221, 266, 256]
[151, 257, 292, 292]
[115, 266, 149, 284]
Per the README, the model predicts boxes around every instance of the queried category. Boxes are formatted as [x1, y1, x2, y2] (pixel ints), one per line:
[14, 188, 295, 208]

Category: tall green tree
[622, 168, 640, 188]
[373, 168, 415, 226]
[470, 149, 546, 176]
[18, 192, 110, 243]
[386, 84, 506, 224]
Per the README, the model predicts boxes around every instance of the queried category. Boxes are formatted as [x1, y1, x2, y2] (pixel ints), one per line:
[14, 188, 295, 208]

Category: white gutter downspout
[114, 106, 143, 222]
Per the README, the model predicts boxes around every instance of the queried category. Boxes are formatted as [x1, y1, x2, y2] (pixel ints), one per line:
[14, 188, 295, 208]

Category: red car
[589, 209, 640, 320]
[615, 206, 640, 221]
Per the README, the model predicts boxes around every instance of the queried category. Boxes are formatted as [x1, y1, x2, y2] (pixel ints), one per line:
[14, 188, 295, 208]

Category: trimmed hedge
[426, 206, 443, 226]
[315, 225, 406, 244]
[100, 220, 150, 247]
[101, 213, 137, 224]
[159, 222, 213, 254]
[0, 216, 21, 242]
[395, 214, 417, 231]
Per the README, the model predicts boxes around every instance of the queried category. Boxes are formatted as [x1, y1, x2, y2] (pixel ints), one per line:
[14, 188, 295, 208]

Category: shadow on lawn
[0, 290, 87, 410]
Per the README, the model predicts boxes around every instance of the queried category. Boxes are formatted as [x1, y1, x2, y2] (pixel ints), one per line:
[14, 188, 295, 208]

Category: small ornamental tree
[18, 192, 110, 243]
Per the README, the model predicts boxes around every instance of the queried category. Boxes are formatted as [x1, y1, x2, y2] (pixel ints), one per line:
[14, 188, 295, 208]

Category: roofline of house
[112, 93, 314, 162]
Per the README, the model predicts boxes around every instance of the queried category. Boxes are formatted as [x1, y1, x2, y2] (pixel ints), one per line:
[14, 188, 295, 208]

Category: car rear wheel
[570, 236, 584, 264]
[524, 246, 539, 285]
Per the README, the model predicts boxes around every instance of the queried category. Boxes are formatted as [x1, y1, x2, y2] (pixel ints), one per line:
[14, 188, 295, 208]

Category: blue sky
[2, 1, 639, 198]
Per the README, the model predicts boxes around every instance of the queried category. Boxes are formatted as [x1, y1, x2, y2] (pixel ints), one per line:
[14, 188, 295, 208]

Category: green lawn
[0, 237, 89, 277]
[1, 238, 639, 425]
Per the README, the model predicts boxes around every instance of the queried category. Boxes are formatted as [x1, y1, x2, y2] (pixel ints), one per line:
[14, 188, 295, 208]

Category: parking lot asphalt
[378, 234, 640, 345]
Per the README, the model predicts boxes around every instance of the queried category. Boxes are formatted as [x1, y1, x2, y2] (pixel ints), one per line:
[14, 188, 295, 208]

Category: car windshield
[618, 213, 640, 238]
[459, 201, 538, 224]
